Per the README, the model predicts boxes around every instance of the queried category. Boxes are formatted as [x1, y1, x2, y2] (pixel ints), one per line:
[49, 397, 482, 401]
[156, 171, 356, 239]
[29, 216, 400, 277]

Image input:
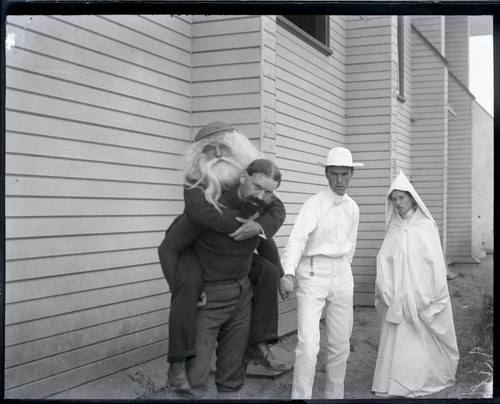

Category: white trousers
[292, 255, 354, 399]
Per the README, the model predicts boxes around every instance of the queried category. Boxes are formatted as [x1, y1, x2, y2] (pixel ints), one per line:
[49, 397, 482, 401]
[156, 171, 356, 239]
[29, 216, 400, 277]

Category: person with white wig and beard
[371, 171, 459, 397]
[160, 158, 286, 399]
[158, 122, 293, 393]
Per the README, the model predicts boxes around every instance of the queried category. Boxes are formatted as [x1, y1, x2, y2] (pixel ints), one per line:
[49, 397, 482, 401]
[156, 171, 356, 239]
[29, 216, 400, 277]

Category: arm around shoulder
[183, 187, 241, 233]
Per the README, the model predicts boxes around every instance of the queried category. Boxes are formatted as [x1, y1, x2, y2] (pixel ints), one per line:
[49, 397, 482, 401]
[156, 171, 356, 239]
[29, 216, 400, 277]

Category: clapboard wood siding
[273, 16, 347, 312]
[261, 16, 278, 156]
[275, 15, 347, 237]
[445, 16, 473, 260]
[346, 15, 393, 306]
[5, 15, 192, 398]
[274, 21, 347, 196]
[391, 16, 413, 176]
[410, 17, 448, 240]
[192, 15, 263, 141]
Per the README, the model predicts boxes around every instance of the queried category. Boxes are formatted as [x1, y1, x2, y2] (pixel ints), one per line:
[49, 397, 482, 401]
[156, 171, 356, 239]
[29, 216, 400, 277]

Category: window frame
[277, 15, 332, 56]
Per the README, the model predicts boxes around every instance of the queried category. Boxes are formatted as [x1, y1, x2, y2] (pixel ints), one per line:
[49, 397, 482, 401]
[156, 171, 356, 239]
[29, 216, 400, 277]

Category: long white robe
[372, 172, 459, 397]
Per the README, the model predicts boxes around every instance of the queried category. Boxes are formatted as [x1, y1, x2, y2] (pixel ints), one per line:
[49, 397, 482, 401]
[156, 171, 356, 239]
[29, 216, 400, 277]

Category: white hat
[318, 147, 364, 168]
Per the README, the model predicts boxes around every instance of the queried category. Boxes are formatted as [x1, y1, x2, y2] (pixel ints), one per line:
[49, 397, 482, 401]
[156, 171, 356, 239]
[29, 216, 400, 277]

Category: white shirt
[281, 186, 360, 276]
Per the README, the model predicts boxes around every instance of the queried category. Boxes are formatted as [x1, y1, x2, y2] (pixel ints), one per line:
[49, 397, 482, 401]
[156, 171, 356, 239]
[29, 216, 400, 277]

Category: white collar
[400, 207, 416, 220]
[326, 186, 346, 203]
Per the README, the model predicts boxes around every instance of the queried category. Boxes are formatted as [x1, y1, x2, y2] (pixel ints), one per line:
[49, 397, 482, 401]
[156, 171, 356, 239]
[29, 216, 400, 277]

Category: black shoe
[168, 360, 191, 391]
[245, 343, 289, 371]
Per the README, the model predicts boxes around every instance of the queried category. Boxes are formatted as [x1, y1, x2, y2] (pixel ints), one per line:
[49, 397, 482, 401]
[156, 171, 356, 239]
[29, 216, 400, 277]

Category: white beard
[189, 155, 244, 212]
[201, 156, 243, 191]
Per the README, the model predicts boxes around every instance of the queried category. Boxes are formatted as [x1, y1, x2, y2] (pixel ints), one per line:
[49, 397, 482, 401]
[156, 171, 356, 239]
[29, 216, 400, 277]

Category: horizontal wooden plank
[354, 282, 376, 293]
[353, 274, 377, 284]
[347, 61, 392, 74]
[277, 309, 298, 337]
[6, 263, 163, 303]
[7, 24, 190, 94]
[6, 278, 167, 324]
[192, 62, 262, 83]
[279, 178, 324, 194]
[278, 295, 298, 315]
[277, 85, 343, 123]
[5, 294, 170, 345]
[277, 79, 345, 118]
[354, 292, 375, 307]
[102, 14, 191, 49]
[6, 154, 184, 186]
[346, 106, 392, 118]
[276, 123, 344, 148]
[5, 308, 168, 368]
[193, 15, 261, 37]
[7, 68, 191, 120]
[6, 247, 165, 282]
[346, 87, 391, 98]
[346, 24, 392, 39]
[6, 195, 183, 219]
[347, 97, 392, 109]
[193, 32, 261, 52]
[278, 107, 344, 139]
[5, 337, 169, 398]
[7, 89, 188, 139]
[193, 77, 260, 97]
[346, 43, 391, 56]
[191, 109, 261, 127]
[6, 215, 173, 238]
[277, 46, 345, 91]
[6, 176, 182, 200]
[6, 111, 190, 147]
[142, 14, 191, 35]
[345, 52, 391, 66]
[347, 35, 392, 47]
[192, 92, 261, 111]
[50, 15, 191, 62]
[5, 230, 171, 263]
[6, 57, 189, 110]
[193, 47, 261, 68]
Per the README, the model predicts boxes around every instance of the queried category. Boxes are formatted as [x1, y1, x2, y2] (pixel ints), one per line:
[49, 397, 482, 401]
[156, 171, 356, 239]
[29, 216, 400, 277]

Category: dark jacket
[159, 185, 285, 282]
[183, 186, 285, 239]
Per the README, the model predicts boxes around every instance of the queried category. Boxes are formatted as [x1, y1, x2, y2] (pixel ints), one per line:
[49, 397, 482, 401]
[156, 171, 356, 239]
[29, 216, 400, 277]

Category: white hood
[385, 171, 436, 230]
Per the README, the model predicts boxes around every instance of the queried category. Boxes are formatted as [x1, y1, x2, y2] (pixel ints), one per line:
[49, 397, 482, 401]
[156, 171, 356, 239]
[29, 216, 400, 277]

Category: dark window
[277, 15, 332, 55]
[397, 16, 406, 102]
[283, 15, 328, 44]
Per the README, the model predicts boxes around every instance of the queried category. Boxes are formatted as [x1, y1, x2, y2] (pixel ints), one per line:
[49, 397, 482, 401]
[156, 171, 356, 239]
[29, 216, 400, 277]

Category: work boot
[245, 342, 289, 371]
[167, 360, 191, 391]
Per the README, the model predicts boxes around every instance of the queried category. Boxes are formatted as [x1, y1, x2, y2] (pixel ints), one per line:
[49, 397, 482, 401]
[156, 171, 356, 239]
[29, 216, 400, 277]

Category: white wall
[5, 14, 193, 398]
[471, 101, 494, 255]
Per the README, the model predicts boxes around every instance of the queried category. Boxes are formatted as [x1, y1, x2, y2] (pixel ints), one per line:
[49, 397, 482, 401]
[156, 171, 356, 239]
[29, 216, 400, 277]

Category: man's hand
[279, 275, 294, 300]
[229, 213, 261, 241]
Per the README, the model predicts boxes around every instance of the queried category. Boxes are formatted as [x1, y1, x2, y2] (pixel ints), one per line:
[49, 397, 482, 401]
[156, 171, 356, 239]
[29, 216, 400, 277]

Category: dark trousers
[183, 276, 252, 398]
[166, 246, 202, 362]
[167, 250, 280, 362]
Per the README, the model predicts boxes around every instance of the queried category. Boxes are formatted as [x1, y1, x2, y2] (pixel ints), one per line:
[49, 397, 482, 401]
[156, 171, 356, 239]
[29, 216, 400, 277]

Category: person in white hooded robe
[371, 171, 459, 397]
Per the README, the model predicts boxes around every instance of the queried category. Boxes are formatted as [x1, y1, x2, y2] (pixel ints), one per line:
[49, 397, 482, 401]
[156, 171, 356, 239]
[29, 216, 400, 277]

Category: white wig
[183, 129, 263, 211]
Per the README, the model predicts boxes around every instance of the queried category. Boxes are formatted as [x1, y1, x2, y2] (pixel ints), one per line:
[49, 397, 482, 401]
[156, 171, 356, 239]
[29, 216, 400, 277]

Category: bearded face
[183, 130, 263, 212]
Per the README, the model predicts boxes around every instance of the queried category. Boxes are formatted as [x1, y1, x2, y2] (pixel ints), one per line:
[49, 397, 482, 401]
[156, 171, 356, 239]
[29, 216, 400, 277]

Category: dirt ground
[153, 254, 494, 400]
